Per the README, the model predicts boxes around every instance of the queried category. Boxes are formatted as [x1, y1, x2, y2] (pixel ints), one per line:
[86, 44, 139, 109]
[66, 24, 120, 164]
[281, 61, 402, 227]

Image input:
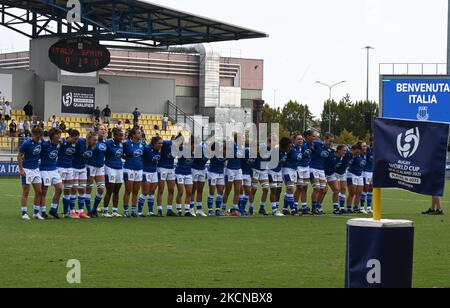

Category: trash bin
[345, 219, 414, 288]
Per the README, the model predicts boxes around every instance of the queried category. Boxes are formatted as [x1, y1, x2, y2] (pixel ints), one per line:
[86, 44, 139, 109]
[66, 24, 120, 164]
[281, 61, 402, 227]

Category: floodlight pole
[364, 46, 375, 102]
[316, 81, 346, 133]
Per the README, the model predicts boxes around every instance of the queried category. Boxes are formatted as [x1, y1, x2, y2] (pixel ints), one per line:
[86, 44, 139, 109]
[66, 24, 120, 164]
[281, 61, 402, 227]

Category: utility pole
[364, 46, 375, 102]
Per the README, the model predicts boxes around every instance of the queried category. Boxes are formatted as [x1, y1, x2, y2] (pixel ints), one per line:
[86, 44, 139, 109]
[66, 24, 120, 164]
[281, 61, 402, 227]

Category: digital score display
[49, 37, 111, 73]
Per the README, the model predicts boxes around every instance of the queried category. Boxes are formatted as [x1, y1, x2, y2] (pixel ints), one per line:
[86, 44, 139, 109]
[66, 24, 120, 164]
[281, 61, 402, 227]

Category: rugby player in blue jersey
[140, 136, 163, 217]
[192, 139, 209, 217]
[282, 133, 302, 215]
[175, 135, 196, 217]
[57, 129, 80, 218]
[72, 131, 98, 219]
[268, 136, 290, 217]
[223, 133, 245, 217]
[40, 128, 64, 219]
[323, 146, 341, 214]
[239, 143, 254, 216]
[334, 145, 352, 213]
[158, 137, 177, 217]
[18, 127, 44, 220]
[309, 133, 334, 215]
[346, 143, 366, 214]
[86, 124, 107, 218]
[297, 131, 315, 214]
[122, 127, 144, 218]
[361, 138, 374, 213]
[207, 142, 226, 217]
[251, 143, 271, 216]
[104, 128, 125, 217]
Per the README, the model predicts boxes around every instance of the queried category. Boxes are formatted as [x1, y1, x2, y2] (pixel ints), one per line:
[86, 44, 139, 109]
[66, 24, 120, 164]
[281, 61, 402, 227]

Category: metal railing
[167, 101, 205, 140]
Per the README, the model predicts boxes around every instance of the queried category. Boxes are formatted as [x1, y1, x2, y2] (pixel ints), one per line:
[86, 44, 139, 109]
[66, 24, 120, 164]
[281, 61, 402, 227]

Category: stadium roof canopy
[0, 0, 268, 47]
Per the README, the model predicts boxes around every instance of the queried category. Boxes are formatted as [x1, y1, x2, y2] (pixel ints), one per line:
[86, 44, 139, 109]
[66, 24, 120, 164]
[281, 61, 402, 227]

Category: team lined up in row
[17, 124, 373, 220]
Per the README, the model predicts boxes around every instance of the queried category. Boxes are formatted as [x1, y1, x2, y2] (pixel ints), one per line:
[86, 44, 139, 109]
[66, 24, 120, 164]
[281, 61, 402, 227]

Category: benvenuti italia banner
[373, 118, 449, 196]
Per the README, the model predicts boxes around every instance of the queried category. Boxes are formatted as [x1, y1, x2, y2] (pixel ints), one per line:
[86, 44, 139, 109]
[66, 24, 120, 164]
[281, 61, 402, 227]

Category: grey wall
[43, 81, 110, 120]
[0, 68, 35, 110]
[30, 37, 59, 81]
[101, 76, 175, 115]
[176, 97, 198, 114]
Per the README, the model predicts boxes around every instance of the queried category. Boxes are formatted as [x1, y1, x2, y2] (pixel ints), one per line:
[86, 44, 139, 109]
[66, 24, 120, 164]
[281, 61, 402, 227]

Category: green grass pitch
[0, 177, 449, 288]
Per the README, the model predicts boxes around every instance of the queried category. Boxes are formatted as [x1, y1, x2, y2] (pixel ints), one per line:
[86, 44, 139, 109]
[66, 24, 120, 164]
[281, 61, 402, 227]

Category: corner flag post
[373, 188, 382, 221]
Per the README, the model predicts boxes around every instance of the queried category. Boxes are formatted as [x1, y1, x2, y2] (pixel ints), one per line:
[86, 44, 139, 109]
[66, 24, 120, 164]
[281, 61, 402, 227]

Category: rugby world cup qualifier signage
[61, 85, 95, 114]
[49, 37, 110, 73]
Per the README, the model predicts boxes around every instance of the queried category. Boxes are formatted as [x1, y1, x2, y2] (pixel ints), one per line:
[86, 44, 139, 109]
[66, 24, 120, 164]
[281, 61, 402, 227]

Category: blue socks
[215, 195, 223, 211]
[148, 195, 155, 214]
[93, 194, 103, 212]
[367, 193, 373, 209]
[78, 195, 85, 211]
[138, 195, 146, 214]
[360, 193, 367, 209]
[207, 195, 214, 210]
[70, 195, 76, 211]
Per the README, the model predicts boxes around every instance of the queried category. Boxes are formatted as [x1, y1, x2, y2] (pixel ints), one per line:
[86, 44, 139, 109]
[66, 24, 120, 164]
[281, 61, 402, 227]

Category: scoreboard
[49, 37, 111, 74]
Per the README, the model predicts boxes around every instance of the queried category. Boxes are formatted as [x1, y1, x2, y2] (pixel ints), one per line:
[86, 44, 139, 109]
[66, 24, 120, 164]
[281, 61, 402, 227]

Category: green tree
[335, 128, 358, 145]
[281, 101, 314, 134]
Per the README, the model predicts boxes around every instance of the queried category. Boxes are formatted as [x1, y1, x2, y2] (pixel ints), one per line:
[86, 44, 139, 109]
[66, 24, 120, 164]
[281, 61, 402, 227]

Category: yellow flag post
[373, 188, 382, 221]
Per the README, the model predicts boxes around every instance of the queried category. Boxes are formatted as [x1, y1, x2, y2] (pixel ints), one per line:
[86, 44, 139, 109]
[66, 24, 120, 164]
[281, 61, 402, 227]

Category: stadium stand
[0, 110, 183, 151]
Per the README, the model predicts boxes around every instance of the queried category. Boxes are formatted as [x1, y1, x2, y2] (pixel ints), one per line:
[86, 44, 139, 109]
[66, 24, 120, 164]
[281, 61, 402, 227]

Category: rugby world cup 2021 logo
[397, 127, 420, 159]
[62, 92, 73, 107]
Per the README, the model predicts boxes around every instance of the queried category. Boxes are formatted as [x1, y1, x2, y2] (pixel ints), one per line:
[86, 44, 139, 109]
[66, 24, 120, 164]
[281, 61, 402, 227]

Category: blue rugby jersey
[192, 144, 208, 171]
[226, 144, 243, 170]
[309, 140, 332, 171]
[19, 138, 42, 170]
[39, 141, 59, 171]
[105, 140, 124, 170]
[87, 138, 107, 168]
[334, 149, 352, 175]
[72, 138, 95, 169]
[324, 150, 339, 176]
[348, 155, 366, 177]
[142, 145, 161, 173]
[299, 142, 313, 168]
[241, 148, 254, 175]
[271, 147, 288, 172]
[176, 149, 195, 175]
[209, 157, 226, 174]
[159, 140, 175, 169]
[123, 140, 144, 171]
[57, 138, 77, 169]
[364, 146, 374, 172]
[284, 144, 302, 170]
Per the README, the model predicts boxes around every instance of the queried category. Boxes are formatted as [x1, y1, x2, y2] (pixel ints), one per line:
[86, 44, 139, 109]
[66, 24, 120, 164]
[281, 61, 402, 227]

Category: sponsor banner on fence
[373, 118, 449, 196]
[61, 85, 95, 114]
[0, 162, 19, 176]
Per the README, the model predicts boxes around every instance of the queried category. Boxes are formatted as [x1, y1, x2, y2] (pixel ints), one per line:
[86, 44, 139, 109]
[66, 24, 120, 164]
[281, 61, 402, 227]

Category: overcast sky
[0, 0, 448, 117]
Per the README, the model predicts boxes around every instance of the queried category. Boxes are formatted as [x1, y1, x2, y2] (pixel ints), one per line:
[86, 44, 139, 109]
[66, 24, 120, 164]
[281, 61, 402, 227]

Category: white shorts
[158, 168, 176, 181]
[226, 168, 243, 182]
[192, 168, 207, 183]
[242, 174, 252, 187]
[73, 168, 88, 181]
[363, 172, 373, 186]
[297, 166, 310, 180]
[124, 169, 143, 182]
[87, 165, 105, 177]
[252, 169, 269, 181]
[22, 168, 42, 185]
[41, 170, 63, 187]
[282, 168, 298, 183]
[105, 167, 124, 184]
[336, 173, 347, 182]
[348, 172, 364, 186]
[208, 172, 225, 186]
[58, 168, 74, 181]
[310, 168, 326, 181]
[326, 173, 337, 183]
[143, 172, 159, 184]
[268, 170, 283, 183]
[176, 174, 194, 185]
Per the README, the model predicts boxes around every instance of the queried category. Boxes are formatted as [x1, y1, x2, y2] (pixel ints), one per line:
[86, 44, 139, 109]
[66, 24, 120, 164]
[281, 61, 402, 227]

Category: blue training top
[175, 148, 195, 175]
[87, 138, 107, 168]
[19, 138, 42, 170]
[324, 151, 339, 176]
[226, 144, 243, 170]
[271, 148, 288, 172]
[348, 155, 366, 176]
[334, 149, 352, 175]
[142, 144, 161, 173]
[284, 144, 302, 170]
[192, 144, 208, 171]
[159, 140, 175, 169]
[123, 140, 144, 171]
[105, 140, 124, 170]
[209, 157, 226, 174]
[241, 148, 254, 175]
[57, 138, 77, 169]
[72, 138, 95, 169]
[309, 140, 332, 171]
[364, 146, 374, 172]
[298, 142, 313, 168]
[39, 140, 59, 172]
